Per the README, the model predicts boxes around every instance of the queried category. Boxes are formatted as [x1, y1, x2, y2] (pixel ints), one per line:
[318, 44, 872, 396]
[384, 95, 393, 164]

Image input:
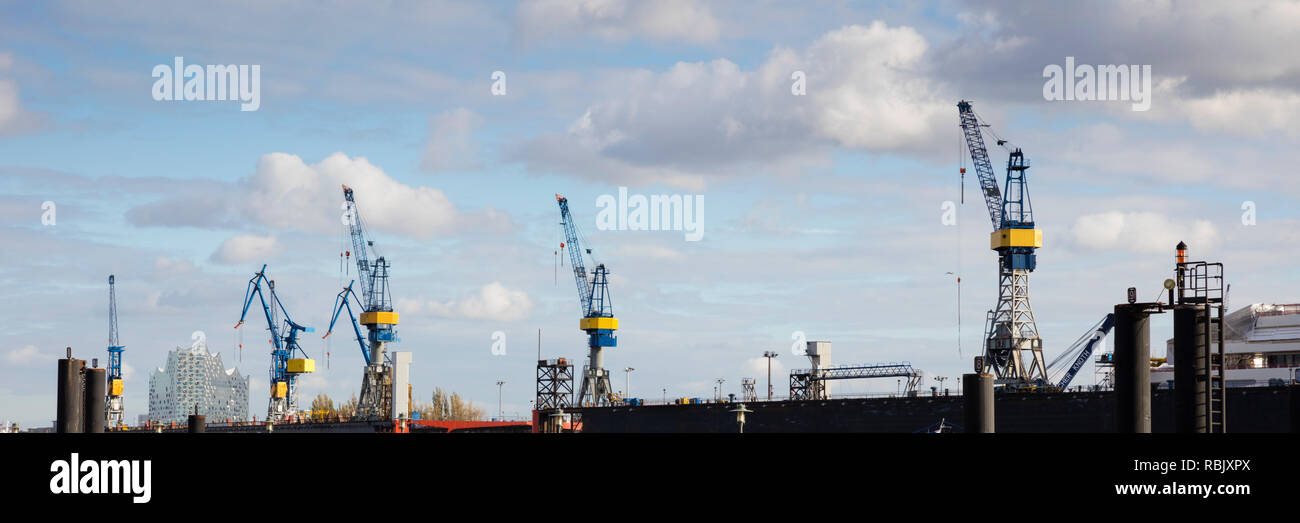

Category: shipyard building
[1154, 303, 1300, 388]
[147, 340, 249, 424]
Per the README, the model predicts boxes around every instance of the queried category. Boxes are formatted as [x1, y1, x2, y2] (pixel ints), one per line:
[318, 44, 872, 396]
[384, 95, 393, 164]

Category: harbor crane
[337, 184, 399, 420]
[556, 194, 618, 407]
[236, 264, 315, 422]
[958, 100, 1047, 387]
[105, 275, 125, 428]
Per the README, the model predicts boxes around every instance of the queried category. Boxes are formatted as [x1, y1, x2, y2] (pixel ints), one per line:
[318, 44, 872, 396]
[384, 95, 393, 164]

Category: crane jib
[957, 101, 1004, 231]
[557, 197, 594, 314]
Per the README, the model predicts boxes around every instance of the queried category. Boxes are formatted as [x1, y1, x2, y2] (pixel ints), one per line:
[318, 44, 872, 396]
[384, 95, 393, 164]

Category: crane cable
[972, 108, 1016, 152]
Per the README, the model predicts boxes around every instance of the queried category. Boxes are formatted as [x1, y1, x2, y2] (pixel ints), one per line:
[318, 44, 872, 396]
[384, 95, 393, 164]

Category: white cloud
[1070, 211, 1218, 254]
[6, 345, 51, 366]
[209, 234, 279, 264]
[0, 77, 41, 136]
[791, 22, 946, 150]
[1182, 88, 1300, 138]
[515, 0, 721, 44]
[126, 152, 466, 238]
[421, 107, 483, 172]
[243, 152, 457, 239]
[153, 257, 198, 278]
[398, 282, 534, 322]
[512, 22, 949, 188]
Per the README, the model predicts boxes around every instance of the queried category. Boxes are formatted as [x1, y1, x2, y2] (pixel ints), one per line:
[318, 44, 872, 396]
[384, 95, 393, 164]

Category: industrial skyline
[2, 1, 1298, 428]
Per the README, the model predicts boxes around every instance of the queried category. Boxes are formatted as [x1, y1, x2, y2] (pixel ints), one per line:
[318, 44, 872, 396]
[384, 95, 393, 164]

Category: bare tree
[310, 393, 336, 421]
[422, 387, 484, 421]
[338, 393, 358, 419]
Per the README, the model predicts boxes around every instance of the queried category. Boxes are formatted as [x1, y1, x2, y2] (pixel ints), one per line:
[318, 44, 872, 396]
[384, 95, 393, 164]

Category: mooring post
[963, 373, 993, 433]
[1115, 304, 1152, 433]
[56, 347, 85, 434]
[83, 365, 106, 433]
[188, 403, 206, 433]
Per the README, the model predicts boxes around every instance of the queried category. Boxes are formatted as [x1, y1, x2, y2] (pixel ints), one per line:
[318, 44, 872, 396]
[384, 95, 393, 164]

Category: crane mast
[341, 185, 399, 420]
[105, 275, 125, 428]
[556, 194, 618, 407]
[958, 100, 1047, 387]
[236, 265, 315, 421]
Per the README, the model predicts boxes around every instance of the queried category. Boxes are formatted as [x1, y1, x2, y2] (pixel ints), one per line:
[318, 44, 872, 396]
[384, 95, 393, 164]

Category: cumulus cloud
[515, 0, 721, 44]
[129, 152, 458, 239]
[210, 234, 278, 264]
[511, 22, 949, 188]
[398, 282, 534, 322]
[421, 107, 483, 172]
[0, 53, 43, 137]
[1070, 211, 1218, 254]
[6, 345, 51, 366]
[1181, 88, 1300, 138]
[944, 0, 1300, 102]
[153, 257, 198, 278]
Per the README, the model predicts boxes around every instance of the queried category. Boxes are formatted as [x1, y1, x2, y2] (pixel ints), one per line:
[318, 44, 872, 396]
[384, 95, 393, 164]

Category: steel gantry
[789, 363, 924, 400]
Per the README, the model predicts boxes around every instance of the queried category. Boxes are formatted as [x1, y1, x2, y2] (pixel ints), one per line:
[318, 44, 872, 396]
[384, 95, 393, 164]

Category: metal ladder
[1185, 262, 1227, 433]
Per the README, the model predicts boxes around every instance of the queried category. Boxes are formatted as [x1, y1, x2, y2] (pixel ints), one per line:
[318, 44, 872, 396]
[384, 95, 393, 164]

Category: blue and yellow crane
[105, 274, 125, 428]
[332, 184, 399, 420]
[235, 264, 315, 421]
[556, 194, 618, 406]
[958, 100, 1047, 385]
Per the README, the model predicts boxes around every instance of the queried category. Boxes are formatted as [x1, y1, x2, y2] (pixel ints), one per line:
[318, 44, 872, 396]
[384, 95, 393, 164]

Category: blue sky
[2, 0, 1298, 427]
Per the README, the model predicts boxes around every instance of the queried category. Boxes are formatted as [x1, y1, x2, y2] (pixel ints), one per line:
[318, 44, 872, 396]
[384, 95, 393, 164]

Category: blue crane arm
[957, 100, 1004, 231]
[1056, 313, 1116, 390]
[235, 265, 283, 350]
[556, 194, 593, 315]
[324, 281, 370, 365]
[342, 185, 375, 304]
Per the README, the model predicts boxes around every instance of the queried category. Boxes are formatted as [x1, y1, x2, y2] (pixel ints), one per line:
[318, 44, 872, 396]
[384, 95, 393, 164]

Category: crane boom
[556, 194, 593, 315]
[958, 100, 1004, 231]
[343, 185, 383, 310]
[1052, 314, 1116, 390]
[324, 280, 370, 365]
